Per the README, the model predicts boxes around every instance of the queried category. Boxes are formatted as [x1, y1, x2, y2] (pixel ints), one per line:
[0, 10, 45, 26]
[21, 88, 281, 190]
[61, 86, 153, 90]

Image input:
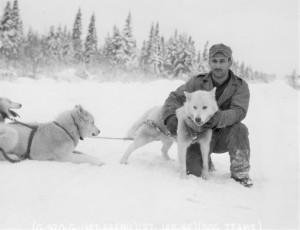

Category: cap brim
[209, 51, 231, 58]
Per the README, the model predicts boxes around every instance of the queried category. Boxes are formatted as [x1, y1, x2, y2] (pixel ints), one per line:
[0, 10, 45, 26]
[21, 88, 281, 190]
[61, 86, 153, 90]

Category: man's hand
[203, 111, 221, 129]
[166, 115, 178, 135]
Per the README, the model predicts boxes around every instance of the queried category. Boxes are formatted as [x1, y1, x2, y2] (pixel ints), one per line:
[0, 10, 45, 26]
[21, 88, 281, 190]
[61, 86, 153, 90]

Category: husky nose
[92, 129, 100, 136]
[195, 117, 201, 124]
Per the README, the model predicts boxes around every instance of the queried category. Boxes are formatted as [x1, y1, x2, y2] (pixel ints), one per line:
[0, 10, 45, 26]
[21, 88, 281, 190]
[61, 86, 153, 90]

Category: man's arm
[214, 81, 250, 128]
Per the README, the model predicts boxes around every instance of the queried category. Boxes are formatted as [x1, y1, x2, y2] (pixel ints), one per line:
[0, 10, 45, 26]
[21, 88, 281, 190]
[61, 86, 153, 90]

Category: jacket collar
[202, 69, 237, 85]
[202, 69, 238, 106]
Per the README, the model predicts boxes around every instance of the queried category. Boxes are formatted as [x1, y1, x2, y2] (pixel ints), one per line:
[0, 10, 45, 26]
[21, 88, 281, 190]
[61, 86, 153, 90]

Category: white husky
[0, 105, 104, 166]
[120, 88, 218, 179]
[176, 89, 218, 179]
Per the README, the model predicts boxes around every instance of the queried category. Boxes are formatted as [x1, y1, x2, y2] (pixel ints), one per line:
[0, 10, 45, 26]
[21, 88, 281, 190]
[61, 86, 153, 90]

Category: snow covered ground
[0, 75, 299, 229]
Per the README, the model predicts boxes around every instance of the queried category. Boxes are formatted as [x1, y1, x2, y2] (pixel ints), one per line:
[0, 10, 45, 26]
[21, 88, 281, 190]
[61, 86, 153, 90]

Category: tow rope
[91, 119, 173, 141]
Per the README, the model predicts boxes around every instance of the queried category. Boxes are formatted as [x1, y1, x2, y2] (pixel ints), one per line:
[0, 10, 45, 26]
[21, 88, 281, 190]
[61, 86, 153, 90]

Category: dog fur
[0, 97, 22, 122]
[176, 88, 218, 179]
[120, 106, 175, 164]
[120, 88, 218, 179]
[0, 105, 103, 166]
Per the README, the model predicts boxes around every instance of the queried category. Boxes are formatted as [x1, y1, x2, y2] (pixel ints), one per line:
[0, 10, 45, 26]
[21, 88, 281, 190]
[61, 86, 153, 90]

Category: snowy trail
[0, 77, 298, 229]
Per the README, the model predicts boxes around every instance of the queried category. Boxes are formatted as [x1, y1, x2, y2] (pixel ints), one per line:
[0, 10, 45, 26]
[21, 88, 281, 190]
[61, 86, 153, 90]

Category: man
[162, 43, 253, 187]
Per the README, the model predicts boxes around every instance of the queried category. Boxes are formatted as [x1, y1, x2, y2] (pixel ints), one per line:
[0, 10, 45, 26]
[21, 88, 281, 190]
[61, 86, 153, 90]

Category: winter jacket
[162, 70, 250, 129]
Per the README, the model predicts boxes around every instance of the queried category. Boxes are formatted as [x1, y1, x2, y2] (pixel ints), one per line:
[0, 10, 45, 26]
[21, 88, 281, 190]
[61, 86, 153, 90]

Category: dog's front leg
[58, 152, 104, 166]
[177, 142, 189, 179]
[199, 129, 212, 180]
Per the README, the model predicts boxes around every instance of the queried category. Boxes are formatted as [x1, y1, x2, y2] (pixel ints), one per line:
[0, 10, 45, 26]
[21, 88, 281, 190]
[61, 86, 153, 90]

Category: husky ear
[184, 91, 191, 101]
[75, 105, 85, 114]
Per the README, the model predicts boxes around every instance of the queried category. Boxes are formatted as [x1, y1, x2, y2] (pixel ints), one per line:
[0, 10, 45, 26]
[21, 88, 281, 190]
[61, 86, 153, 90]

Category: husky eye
[193, 106, 197, 110]
[203, 106, 207, 110]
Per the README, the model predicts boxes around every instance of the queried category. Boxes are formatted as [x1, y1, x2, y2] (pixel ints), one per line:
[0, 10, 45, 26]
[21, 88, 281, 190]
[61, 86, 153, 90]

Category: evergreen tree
[143, 22, 163, 75]
[173, 33, 196, 77]
[11, 0, 23, 53]
[142, 23, 154, 72]
[164, 31, 178, 75]
[62, 26, 73, 64]
[108, 25, 126, 68]
[139, 40, 148, 70]
[23, 28, 44, 77]
[195, 50, 202, 72]
[0, 2, 14, 61]
[154, 22, 163, 74]
[84, 13, 97, 63]
[72, 8, 83, 63]
[199, 41, 209, 73]
[44, 26, 57, 64]
[122, 12, 137, 70]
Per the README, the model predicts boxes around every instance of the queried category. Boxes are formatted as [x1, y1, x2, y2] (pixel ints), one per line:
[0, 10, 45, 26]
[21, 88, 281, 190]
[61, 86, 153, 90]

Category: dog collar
[53, 121, 79, 146]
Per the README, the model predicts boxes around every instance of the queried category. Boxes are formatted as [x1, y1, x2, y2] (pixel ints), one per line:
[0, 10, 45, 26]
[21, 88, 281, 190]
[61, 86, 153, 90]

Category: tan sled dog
[120, 88, 218, 179]
[0, 97, 22, 122]
[0, 105, 103, 166]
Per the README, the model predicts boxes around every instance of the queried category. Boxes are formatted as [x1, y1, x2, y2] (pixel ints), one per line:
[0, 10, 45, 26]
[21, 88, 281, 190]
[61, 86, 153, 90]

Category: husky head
[0, 98, 22, 121]
[183, 88, 218, 126]
[72, 105, 100, 138]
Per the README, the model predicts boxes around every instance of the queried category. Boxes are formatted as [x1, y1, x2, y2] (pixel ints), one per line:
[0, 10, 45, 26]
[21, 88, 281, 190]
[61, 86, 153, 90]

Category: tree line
[0, 0, 275, 81]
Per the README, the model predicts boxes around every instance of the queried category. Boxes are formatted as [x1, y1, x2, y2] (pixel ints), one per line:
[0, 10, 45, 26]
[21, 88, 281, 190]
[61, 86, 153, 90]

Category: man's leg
[186, 143, 214, 177]
[213, 123, 252, 187]
[186, 143, 202, 177]
[186, 123, 252, 186]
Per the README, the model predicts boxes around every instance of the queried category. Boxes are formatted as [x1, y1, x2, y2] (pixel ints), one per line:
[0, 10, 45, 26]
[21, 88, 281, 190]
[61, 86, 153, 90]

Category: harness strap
[53, 121, 77, 146]
[8, 120, 38, 161]
[22, 127, 38, 160]
[144, 120, 173, 137]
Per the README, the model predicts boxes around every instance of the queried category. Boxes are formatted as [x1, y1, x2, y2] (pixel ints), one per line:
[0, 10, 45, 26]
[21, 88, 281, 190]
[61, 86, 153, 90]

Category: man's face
[209, 52, 232, 79]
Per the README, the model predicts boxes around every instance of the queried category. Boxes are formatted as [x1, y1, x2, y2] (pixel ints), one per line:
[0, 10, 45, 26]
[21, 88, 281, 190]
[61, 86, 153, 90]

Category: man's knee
[230, 123, 249, 137]
[227, 123, 250, 150]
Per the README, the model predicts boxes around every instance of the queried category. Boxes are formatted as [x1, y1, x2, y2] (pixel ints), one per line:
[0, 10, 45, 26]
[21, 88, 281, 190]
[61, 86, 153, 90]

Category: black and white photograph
[0, 0, 299, 229]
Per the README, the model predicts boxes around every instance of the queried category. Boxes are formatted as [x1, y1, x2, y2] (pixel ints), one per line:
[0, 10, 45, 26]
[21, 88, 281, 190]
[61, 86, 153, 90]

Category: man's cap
[209, 43, 232, 58]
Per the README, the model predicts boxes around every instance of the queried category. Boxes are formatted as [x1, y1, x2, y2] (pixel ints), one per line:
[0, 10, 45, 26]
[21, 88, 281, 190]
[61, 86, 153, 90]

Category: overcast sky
[1, 0, 299, 77]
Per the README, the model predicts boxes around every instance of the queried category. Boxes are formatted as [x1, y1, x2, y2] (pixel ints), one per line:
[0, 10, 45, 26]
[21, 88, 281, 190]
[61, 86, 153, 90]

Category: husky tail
[126, 107, 158, 139]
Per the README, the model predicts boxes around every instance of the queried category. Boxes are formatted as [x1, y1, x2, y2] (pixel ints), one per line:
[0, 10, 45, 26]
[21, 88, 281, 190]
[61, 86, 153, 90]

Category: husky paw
[98, 161, 105, 167]
[201, 170, 209, 180]
[163, 156, 173, 161]
[7, 154, 21, 161]
[120, 159, 129, 165]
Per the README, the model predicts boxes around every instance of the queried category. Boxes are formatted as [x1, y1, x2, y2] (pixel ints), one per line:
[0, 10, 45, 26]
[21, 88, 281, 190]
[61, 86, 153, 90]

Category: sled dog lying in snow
[0, 105, 104, 166]
[0, 97, 22, 122]
[120, 88, 218, 179]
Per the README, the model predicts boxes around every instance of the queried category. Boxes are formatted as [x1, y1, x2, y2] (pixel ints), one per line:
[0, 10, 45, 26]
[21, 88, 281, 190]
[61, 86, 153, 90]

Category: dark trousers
[186, 122, 251, 179]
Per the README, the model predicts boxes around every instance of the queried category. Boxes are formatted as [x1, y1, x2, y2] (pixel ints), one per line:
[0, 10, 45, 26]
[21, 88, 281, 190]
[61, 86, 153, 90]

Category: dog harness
[1, 121, 39, 163]
[185, 117, 207, 142]
[144, 119, 173, 137]
[144, 119, 206, 141]
[52, 115, 83, 146]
